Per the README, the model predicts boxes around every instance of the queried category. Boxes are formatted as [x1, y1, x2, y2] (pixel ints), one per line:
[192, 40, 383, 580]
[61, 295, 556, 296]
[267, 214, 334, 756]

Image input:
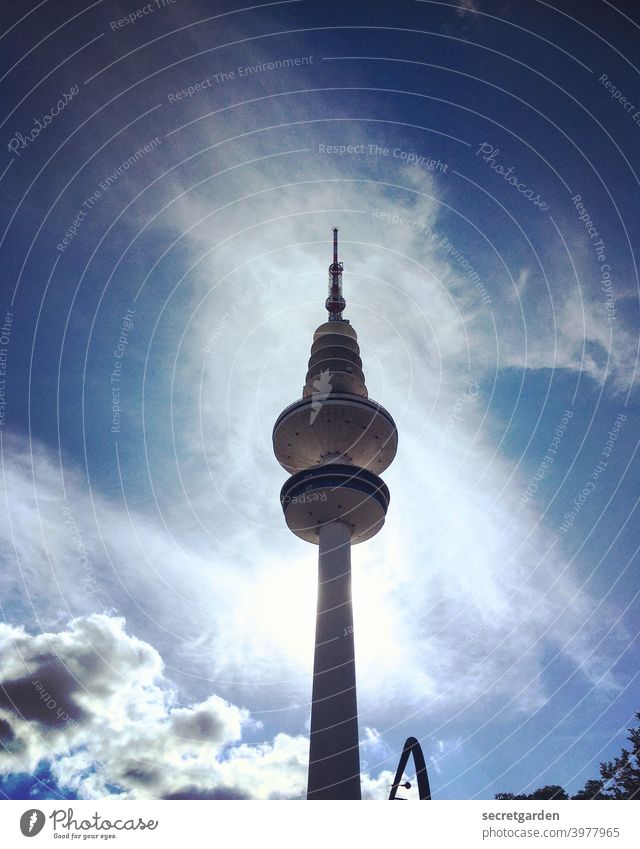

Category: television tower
[273, 229, 398, 799]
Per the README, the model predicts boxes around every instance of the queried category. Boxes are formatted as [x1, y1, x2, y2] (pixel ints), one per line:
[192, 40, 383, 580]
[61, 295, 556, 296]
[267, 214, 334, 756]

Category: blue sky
[0, 0, 639, 800]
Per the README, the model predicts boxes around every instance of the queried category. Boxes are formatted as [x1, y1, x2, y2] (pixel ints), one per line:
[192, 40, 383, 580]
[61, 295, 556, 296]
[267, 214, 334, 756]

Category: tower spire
[325, 226, 346, 321]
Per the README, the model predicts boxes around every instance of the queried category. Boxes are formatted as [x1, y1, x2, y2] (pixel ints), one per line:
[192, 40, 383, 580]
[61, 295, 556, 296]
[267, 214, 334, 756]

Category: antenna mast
[325, 227, 346, 321]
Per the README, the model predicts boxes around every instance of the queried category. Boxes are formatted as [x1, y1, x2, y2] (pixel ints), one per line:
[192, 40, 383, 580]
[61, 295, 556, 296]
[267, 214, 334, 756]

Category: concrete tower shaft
[308, 520, 360, 799]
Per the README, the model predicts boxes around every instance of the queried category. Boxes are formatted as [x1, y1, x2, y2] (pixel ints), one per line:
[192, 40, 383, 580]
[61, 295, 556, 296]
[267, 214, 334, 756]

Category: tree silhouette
[571, 779, 613, 801]
[495, 785, 568, 800]
[495, 711, 640, 800]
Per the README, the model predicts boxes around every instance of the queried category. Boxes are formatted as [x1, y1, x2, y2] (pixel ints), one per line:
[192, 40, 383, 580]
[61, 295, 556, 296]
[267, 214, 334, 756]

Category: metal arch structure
[388, 737, 432, 800]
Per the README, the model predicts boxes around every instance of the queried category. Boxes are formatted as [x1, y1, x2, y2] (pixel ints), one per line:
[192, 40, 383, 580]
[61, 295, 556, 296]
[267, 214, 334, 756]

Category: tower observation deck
[273, 229, 398, 799]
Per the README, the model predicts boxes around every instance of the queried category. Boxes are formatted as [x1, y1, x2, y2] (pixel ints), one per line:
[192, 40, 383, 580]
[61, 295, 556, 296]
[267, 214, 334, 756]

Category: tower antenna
[325, 227, 346, 321]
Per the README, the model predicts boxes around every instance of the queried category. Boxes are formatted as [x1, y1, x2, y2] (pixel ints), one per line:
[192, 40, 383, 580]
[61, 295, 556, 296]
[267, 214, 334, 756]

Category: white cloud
[0, 613, 309, 799]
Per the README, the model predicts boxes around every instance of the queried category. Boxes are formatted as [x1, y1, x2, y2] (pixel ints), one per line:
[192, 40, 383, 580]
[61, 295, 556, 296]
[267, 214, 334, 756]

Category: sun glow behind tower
[272, 230, 398, 799]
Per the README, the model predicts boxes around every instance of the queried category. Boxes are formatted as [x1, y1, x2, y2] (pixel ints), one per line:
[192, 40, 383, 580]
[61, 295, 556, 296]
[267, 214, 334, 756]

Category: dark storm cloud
[0, 656, 85, 728]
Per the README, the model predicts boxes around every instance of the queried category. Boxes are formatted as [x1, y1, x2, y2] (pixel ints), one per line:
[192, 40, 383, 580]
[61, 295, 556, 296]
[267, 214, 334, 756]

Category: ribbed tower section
[273, 230, 398, 799]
